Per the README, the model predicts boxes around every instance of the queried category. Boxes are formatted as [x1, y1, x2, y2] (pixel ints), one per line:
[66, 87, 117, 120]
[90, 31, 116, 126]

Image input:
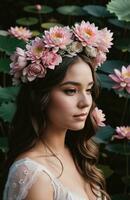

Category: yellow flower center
[84, 28, 94, 38]
[122, 71, 130, 78]
[53, 32, 63, 39]
[34, 46, 44, 55]
[126, 127, 130, 132]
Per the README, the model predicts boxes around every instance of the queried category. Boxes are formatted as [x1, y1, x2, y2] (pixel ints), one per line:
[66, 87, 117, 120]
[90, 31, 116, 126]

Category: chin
[69, 123, 85, 131]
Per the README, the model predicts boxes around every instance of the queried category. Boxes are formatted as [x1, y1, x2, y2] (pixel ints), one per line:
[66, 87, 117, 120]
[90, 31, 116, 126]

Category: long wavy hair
[2, 54, 110, 200]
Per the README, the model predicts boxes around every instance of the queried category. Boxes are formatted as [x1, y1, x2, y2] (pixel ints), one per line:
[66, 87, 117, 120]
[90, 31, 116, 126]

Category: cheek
[47, 92, 73, 118]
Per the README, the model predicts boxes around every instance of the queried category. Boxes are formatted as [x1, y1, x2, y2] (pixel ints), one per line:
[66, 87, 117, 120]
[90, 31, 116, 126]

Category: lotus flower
[92, 107, 106, 127]
[8, 26, 32, 41]
[43, 26, 73, 50]
[23, 63, 46, 82]
[92, 50, 107, 68]
[10, 47, 27, 74]
[98, 28, 113, 53]
[113, 126, 130, 140]
[109, 65, 130, 93]
[35, 4, 42, 11]
[26, 37, 45, 62]
[42, 50, 62, 69]
[66, 41, 83, 56]
[73, 20, 99, 47]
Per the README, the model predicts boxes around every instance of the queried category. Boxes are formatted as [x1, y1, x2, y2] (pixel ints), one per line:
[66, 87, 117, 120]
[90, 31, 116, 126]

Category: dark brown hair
[2, 54, 110, 200]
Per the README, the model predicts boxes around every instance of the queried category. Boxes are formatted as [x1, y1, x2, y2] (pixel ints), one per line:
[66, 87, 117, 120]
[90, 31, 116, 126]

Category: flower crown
[10, 20, 113, 85]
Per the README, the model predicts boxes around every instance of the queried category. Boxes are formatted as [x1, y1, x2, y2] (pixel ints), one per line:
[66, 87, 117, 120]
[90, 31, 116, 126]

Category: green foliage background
[0, 0, 130, 199]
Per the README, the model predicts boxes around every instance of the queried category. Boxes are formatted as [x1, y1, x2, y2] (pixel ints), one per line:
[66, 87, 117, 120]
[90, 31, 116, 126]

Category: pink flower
[35, 4, 42, 11]
[23, 63, 46, 82]
[42, 50, 62, 69]
[98, 28, 113, 53]
[109, 65, 130, 93]
[26, 37, 45, 62]
[8, 26, 32, 41]
[43, 26, 73, 50]
[92, 107, 106, 127]
[73, 21, 99, 47]
[113, 126, 130, 140]
[92, 50, 107, 68]
[10, 47, 27, 74]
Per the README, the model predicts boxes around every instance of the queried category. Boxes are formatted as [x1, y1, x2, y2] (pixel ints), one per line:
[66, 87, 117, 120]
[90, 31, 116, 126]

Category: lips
[73, 113, 87, 121]
[74, 113, 87, 117]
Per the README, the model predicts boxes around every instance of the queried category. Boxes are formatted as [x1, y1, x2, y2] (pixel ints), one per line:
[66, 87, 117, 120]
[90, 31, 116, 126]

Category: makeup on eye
[62, 86, 93, 95]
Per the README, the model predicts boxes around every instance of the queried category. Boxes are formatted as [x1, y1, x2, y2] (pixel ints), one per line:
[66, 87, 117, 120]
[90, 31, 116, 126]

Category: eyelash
[63, 88, 93, 95]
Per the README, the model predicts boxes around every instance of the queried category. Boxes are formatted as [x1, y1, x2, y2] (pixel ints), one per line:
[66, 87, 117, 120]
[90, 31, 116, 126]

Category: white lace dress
[3, 157, 103, 200]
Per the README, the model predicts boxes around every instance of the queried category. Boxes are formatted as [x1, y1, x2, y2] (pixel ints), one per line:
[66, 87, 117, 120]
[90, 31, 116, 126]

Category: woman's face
[46, 58, 94, 131]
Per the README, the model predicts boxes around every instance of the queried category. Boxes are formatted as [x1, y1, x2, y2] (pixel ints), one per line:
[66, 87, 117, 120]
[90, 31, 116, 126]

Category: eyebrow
[59, 81, 94, 87]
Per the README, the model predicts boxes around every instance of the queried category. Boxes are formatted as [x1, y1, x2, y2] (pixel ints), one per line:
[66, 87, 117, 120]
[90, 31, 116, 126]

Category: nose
[77, 93, 91, 108]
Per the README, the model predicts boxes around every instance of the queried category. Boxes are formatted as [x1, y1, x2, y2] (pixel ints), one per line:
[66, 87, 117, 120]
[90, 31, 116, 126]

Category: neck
[40, 124, 68, 155]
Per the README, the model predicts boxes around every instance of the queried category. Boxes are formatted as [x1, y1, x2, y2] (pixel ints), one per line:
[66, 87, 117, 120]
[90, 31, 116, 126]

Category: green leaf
[83, 5, 112, 17]
[105, 143, 130, 155]
[31, 30, 41, 37]
[0, 35, 25, 55]
[0, 137, 8, 152]
[98, 164, 113, 178]
[0, 30, 8, 36]
[107, 0, 130, 22]
[99, 60, 129, 74]
[41, 22, 63, 29]
[0, 58, 10, 73]
[93, 125, 115, 144]
[108, 18, 130, 29]
[57, 5, 86, 16]
[0, 86, 20, 102]
[114, 90, 130, 98]
[0, 101, 16, 122]
[24, 5, 53, 14]
[97, 73, 114, 90]
[115, 38, 130, 52]
[16, 17, 38, 26]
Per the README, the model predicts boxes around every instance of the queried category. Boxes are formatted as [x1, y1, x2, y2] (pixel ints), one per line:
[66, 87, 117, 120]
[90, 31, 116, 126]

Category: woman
[2, 21, 113, 200]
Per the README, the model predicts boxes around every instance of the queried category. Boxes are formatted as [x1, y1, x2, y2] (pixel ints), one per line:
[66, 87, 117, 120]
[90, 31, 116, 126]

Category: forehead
[61, 59, 93, 84]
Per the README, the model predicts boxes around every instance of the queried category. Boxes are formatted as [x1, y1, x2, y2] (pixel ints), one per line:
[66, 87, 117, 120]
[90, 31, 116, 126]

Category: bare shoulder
[25, 169, 54, 200]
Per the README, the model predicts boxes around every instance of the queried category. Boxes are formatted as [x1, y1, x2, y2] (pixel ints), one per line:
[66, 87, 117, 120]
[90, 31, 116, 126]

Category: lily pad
[31, 30, 41, 37]
[0, 58, 10, 73]
[108, 18, 130, 29]
[99, 60, 129, 74]
[97, 73, 114, 90]
[0, 30, 8, 36]
[105, 143, 130, 155]
[0, 35, 25, 55]
[83, 5, 112, 17]
[16, 17, 38, 26]
[41, 22, 63, 29]
[24, 5, 53, 14]
[107, 0, 130, 22]
[57, 5, 86, 16]
[93, 125, 115, 144]
[0, 86, 20, 102]
[0, 101, 16, 122]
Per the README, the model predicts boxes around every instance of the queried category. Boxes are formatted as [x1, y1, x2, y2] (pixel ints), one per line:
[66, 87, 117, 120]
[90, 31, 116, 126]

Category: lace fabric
[3, 158, 102, 200]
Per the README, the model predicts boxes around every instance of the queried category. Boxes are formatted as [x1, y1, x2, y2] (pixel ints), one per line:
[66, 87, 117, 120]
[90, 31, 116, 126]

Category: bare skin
[16, 59, 97, 200]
